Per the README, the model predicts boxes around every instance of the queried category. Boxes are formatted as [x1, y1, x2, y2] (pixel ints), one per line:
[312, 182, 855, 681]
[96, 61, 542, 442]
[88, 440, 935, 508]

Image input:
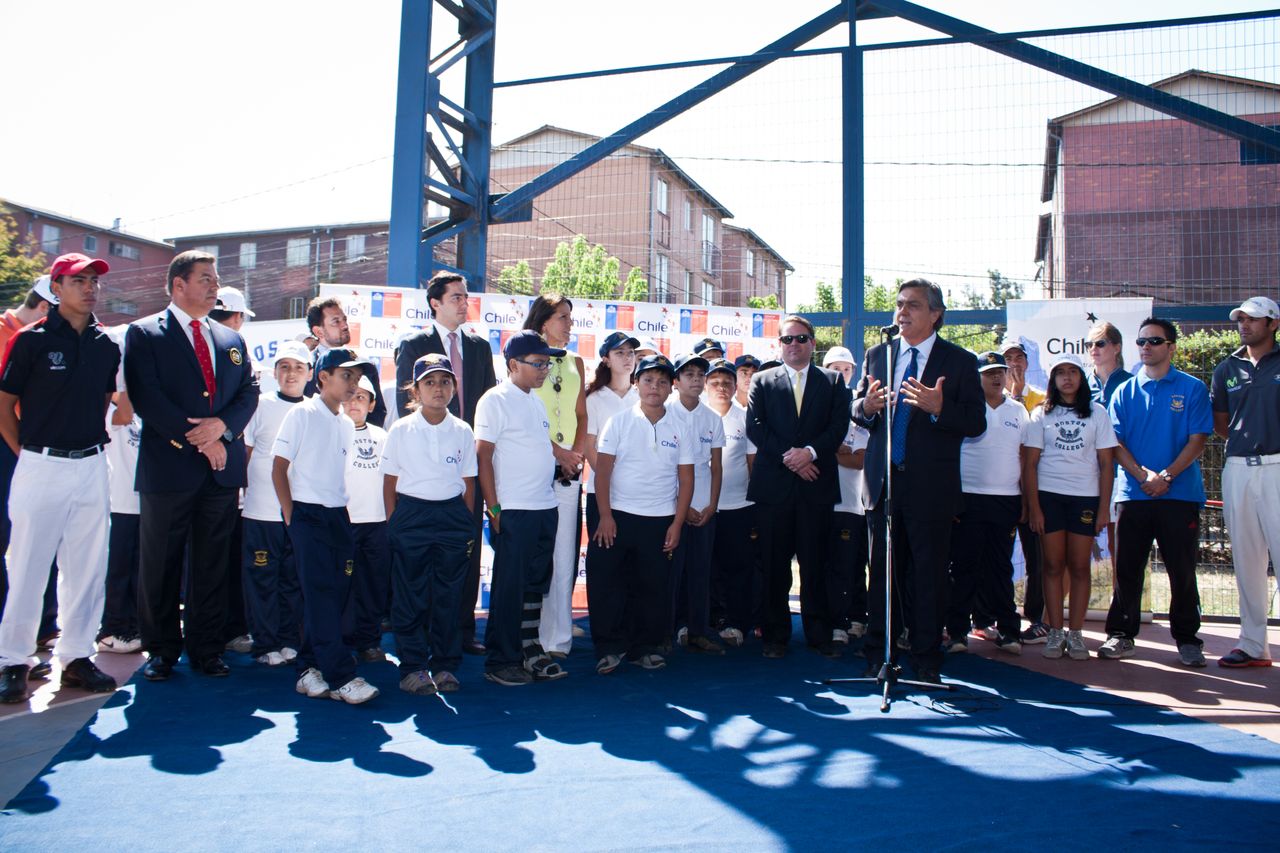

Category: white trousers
[0, 450, 109, 667]
[539, 479, 582, 654]
[1222, 458, 1280, 660]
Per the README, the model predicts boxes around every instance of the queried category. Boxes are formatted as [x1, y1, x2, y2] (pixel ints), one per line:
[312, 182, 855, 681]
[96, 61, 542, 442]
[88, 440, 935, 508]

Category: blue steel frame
[390, 2, 1280, 360]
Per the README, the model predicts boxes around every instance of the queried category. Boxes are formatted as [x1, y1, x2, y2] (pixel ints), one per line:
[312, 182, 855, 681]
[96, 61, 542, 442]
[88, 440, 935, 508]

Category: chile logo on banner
[605, 303, 634, 330]
[572, 333, 595, 357]
[752, 312, 779, 339]
[679, 308, 709, 335]
[467, 296, 482, 323]
[369, 291, 403, 319]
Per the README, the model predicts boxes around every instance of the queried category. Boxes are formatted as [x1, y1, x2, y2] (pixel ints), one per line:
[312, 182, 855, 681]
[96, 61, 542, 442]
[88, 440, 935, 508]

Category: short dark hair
[780, 314, 815, 336]
[898, 278, 946, 331]
[167, 250, 217, 295]
[426, 271, 466, 316]
[22, 288, 49, 310]
[524, 293, 572, 334]
[306, 296, 343, 336]
[208, 308, 236, 323]
[1138, 316, 1177, 344]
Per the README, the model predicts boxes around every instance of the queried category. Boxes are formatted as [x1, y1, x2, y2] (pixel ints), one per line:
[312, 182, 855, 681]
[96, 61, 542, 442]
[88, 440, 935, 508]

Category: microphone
[880, 324, 899, 337]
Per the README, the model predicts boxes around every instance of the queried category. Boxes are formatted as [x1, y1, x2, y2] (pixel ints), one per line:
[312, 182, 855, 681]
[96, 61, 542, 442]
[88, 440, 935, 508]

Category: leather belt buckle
[1246, 455, 1261, 467]
[69, 449, 85, 460]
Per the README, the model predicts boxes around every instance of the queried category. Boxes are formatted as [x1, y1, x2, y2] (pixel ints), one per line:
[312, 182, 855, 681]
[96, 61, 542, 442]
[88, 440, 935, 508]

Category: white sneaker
[1066, 629, 1089, 661]
[279, 647, 298, 663]
[97, 635, 142, 654]
[832, 628, 850, 645]
[1041, 628, 1066, 659]
[225, 634, 253, 654]
[676, 627, 688, 647]
[848, 621, 867, 639]
[330, 677, 379, 704]
[296, 667, 330, 698]
[256, 651, 286, 667]
[719, 627, 744, 647]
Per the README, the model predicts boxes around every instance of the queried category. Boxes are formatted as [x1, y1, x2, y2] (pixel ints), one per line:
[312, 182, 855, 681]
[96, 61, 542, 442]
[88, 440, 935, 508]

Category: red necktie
[448, 331, 463, 415]
[190, 319, 216, 409]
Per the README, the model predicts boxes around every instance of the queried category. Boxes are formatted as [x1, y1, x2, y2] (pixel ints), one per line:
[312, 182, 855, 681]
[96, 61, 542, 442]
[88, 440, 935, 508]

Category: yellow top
[1018, 386, 1046, 413]
[533, 354, 582, 448]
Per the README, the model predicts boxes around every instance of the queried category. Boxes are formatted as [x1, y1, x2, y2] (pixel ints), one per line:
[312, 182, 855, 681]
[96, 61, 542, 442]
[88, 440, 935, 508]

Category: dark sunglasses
[778, 334, 813, 345]
[1086, 340, 1111, 349]
[1135, 336, 1169, 347]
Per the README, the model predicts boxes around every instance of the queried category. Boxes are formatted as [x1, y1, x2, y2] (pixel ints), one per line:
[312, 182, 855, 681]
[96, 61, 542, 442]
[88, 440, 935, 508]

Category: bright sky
[3, 1, 1277, 308]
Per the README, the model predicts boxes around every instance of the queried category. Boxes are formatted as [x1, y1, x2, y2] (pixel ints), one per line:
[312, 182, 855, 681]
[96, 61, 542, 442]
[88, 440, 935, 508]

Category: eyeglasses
[517, 359, 552, 370]
[1135, 336, 1169, 347]
[1086, 340, 1111, 349]
[778, 334, 813, 345]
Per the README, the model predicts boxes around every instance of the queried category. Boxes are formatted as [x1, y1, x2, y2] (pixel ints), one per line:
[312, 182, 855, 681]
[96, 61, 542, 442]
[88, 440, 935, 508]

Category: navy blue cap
[976, 351, 1008, 373]
[692, 337, 725, 356]
[758, 359, 782, 371]
[598, 331, 640, 358]
[315, 348, 372, 373]
[503, 330, 566, 361]
[706, 358, 736, 379]
[734, 354, 762, 370]
[673, 353, 711, 375]
[413, 353, 456, 381]
[634, 353, 676, 379]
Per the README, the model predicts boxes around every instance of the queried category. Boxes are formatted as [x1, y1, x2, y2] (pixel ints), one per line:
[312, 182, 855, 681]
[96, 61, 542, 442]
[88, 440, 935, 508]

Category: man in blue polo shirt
[1102, 317, 1212, 666]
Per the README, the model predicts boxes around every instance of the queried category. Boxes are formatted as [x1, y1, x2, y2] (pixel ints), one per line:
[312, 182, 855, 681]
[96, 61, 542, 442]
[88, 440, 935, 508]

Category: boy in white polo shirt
[272, 348, 378, 704]
[241, 340, 310, 667]
[668, 353, 725, 655]
[822, 347, 871, 646]
[474, 331, 565, 687]
[342, 376, 390, 664]
[99, 353, 144, 655]
[588, 354, 695, 675]
[383, 353, 477, 695]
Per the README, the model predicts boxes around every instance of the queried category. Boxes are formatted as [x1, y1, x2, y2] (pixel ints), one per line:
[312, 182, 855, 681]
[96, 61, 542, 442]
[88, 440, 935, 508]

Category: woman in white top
[583, 332, 639, 533]
[1023, 353, 1117, 661]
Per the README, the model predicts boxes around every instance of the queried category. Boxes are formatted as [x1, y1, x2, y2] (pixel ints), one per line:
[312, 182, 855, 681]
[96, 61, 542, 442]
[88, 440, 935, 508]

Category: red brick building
[1036, 70, 1280, 308]
[1, 198, 174, 324]
[721, 225, 792, 307]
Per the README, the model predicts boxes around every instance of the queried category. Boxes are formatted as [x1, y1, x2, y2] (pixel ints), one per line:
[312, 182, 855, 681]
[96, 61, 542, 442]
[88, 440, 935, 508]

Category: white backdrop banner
[1004, 298, 1154, 390]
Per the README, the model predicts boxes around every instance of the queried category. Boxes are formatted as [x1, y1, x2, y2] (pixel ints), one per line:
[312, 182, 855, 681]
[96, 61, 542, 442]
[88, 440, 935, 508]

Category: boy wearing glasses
[474, 331, 565, 686]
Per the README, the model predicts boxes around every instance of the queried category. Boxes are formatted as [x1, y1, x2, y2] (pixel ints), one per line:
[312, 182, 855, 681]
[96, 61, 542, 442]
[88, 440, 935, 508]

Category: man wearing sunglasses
[745, 316, 851, 659]
[852, 279, 985, 684]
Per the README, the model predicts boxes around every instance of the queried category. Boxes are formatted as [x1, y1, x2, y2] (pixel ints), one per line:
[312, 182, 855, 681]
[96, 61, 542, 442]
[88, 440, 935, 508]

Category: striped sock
[521, 592, 544, 659]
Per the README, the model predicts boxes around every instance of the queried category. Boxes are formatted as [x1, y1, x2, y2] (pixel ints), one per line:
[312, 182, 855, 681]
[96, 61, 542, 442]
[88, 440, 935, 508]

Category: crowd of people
[0, 254, 1276, 705]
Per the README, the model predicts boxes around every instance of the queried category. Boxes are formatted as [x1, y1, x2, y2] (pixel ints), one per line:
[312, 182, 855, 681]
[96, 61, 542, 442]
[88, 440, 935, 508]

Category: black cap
[673, 353, 711, 375]
[634, 353, 676, 379]
[977, 351, 1008, 373]
[315, 348, 372, 373]
[758, 359, 782, 371]
[598, 331, 640, 358]
[706, 358, 736, 379]
[413, 353, 456, 381]
[692, 337, 725, 356]
[503, 330, 566, 361]
[734, 354, 762, 370]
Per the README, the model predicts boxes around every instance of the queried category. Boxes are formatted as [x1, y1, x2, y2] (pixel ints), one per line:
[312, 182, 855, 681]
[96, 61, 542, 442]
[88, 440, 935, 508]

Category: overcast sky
[3, 1, 1276, 307]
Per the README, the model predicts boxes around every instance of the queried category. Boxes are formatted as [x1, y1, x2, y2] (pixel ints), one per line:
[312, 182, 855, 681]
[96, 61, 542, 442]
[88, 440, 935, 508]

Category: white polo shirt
[834, 422, 870, 515]
[585, 385, 638, 494]
[381, 411, 477, 501]
[962, 396, 1026, 496]
[244, 393, 301, 521]
[474, 379, 556, 511]
[346, 423, 388, 524]
[105, 406, 141, 515]
[596, 402, 696, 517]
[1023, 401, 1118, 497]
[272, 394, 354, 508]
[668, 398, 725, 512]
[718, 404, 756, 511]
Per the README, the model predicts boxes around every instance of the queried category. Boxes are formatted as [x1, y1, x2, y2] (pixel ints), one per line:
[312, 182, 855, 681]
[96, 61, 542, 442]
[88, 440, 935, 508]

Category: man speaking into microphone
[852, 279, 985, 683]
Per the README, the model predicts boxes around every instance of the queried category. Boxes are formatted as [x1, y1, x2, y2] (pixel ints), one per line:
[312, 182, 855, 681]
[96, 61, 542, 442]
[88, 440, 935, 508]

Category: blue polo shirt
[1089, 367, 1131, 408]
[1107, 367, 1212, 504]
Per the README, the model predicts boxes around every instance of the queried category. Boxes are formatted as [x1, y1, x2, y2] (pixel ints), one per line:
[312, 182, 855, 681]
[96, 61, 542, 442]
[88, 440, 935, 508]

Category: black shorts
[1038, 490, 1099, 537]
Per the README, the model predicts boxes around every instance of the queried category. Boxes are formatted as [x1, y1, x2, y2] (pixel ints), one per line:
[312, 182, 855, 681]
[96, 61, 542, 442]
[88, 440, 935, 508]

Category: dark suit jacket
[745, 363, 851, 505]
[852, 335, 985, 516]
[124, 309, 259, 493]
[394, 325, 496, 425]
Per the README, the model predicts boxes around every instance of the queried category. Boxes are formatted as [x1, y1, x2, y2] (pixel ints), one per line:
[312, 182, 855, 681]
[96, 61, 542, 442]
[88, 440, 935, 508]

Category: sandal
[525, 654, 568, 681]
[596, 654, 622, 675]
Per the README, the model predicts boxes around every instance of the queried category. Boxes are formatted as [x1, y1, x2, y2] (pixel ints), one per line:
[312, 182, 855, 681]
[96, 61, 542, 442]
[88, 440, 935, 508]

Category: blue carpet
[3, 620, 1279, 852]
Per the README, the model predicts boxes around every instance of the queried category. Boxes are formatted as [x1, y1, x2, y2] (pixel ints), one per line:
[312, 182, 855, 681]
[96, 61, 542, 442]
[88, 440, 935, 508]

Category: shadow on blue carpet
[3, 617, 1279, 852]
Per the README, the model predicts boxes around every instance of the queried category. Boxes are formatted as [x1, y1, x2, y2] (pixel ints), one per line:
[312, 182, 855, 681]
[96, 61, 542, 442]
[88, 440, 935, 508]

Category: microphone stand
[825, 325, 953, 712]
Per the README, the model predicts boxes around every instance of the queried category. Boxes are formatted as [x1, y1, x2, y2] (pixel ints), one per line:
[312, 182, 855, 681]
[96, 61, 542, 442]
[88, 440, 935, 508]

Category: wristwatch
[1158, 469, 1173, 483]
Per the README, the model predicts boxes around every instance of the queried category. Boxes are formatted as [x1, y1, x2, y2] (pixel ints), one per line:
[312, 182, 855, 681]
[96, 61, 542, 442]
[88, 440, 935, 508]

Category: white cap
[635, 337, 661, 355]
[272, 340, 312, 368]
[998, 335, 1025, 354]
[32, 275, 58, 305]
[356, 375, 377, 396]
[1229, 296, 1279, 322]
[215, 286, 255, 317]
[1047, 352, 1086, 376]
[822, 346, 855, 368]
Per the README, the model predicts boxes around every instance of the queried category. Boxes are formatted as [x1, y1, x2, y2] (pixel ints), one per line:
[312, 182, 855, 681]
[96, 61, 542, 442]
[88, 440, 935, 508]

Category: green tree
[541, 234, 622, 299]
[622, 266, 648, 301]
[0, 209, 46, 308]
[494, 259, 534, 295]
[747, 293, 780, 310]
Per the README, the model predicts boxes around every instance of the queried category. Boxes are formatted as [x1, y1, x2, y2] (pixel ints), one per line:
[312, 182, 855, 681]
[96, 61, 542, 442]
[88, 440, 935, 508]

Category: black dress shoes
[143, 656, 177, 681]
[61, 658, 118, 693]
[461, 639, 486, 656]
[196, 655, 231, 677]
[29, 660, 52, 680]
[1, 665, 30, 703]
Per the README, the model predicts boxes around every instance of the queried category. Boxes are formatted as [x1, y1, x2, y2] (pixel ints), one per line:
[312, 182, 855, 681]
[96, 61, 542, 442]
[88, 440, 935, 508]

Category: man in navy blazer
[124, 250, 259, 680]
[852, 279, 985, 682]
[746, 315, 851, 658]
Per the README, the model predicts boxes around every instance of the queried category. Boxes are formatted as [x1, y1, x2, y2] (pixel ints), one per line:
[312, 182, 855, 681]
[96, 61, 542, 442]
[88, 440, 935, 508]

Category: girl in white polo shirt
[382, 354, 477, 695]
[584, 332, 639, 534]
[1024, 353, 1117, 661]
[588, 354, 694, 674]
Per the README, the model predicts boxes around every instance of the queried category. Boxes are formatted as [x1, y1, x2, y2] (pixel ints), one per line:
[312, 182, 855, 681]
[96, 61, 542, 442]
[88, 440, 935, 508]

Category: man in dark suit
[124, 250, 259, 680]
[853, 279, 985, 683]
[302, 296, 387, 427]
[394, 271, 497, 654]
[746, 315, 851, 658]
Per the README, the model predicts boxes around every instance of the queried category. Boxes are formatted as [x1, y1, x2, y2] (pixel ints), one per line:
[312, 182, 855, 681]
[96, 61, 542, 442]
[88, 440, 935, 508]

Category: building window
[84, 234, 98, 253]
[286, 237, 310, 268]
[700, 213, 718, 275]
[654, 254, 670, 303]
[194, 245, 219, 263]
[745, 249, 755, 277]
[40, 224, 61, 254]
[655, 177, 668, 215]
[346, 234, 366, 260]
[701, 280, 714, 306]
[1240, 125, 1280, 165]
[109, 241, 141, 261]
[287, 296, 306, 319]
[239, 242, 257, 269]
[683, 198, 693, 231]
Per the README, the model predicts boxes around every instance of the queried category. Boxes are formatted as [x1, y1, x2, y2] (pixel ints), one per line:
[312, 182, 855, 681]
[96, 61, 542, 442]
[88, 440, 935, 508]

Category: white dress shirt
[893, 332, 937, 393]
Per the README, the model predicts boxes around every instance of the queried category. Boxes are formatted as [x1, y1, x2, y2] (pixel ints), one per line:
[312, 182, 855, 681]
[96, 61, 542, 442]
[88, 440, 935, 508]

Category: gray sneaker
[1041, 628, 1066, 659]
[484, 665, 533, 686]
[1178, 643, 1207, 668]
[1097, 635, 1135, 659]
[399, 670, 438, 695]
[1066, 629, 1089, 661]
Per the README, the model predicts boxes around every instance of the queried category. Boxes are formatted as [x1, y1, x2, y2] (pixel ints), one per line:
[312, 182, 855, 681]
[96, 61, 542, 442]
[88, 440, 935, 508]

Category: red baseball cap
[49, 252, 110, 279]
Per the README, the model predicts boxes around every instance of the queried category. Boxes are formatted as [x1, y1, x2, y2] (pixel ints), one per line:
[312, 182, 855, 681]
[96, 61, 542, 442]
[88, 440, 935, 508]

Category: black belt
[23, 444, 104, 459]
